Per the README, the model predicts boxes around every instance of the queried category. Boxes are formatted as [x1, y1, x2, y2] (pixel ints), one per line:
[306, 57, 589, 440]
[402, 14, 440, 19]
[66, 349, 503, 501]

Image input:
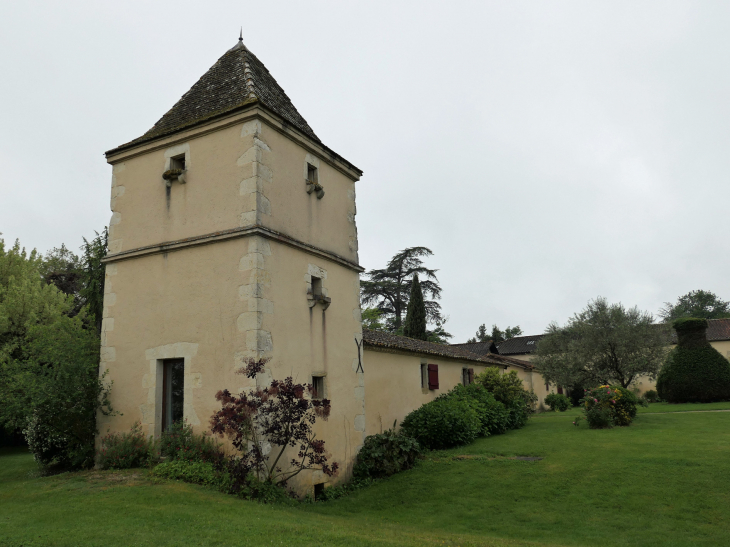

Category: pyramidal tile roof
[108, 39, 319, 154]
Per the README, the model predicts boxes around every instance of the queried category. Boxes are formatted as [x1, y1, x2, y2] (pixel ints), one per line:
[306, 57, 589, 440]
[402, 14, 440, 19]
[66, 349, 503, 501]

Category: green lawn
[2, 406, 730, 546]
[638, 401, 730, 413]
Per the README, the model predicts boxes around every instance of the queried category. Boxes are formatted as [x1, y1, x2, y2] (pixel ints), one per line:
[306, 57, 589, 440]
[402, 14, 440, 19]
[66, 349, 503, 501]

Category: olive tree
[534, 297, 669, 389]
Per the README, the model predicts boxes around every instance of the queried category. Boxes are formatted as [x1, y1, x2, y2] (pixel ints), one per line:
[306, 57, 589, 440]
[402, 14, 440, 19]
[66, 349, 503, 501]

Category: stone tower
[100, 38, 365, 491]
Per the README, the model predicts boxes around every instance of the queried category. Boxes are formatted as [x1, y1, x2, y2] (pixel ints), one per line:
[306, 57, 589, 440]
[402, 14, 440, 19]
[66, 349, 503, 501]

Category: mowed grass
[2, 406, 730, 547]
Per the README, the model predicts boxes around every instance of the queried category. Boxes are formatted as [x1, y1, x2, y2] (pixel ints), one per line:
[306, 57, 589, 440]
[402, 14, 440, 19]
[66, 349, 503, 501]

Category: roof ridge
[108, 40, 320, 153]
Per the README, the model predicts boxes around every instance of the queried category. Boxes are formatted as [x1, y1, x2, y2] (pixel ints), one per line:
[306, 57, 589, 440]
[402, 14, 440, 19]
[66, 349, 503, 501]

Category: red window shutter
[468, 368, 474, 384]
[427, 364, 439, 390]
[557, 385, 563, 395]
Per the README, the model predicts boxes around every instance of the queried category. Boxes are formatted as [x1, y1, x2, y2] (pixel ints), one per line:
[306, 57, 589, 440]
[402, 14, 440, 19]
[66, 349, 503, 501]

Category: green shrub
[151, 460, 230, 489]
[644, 390, 659, 403]
[441, 383, 510, 436]
[581, 385, 638, 428]
[311, 478, 375, 502]
[657, 346, 730, 403]
[544, 393, 571, 412]
[505, 399, 530, 430]
[401, 398, 480, 450]
[353, 429, 421, 479]
[97, 422, 153, 469]
[159, 421, 224, 464]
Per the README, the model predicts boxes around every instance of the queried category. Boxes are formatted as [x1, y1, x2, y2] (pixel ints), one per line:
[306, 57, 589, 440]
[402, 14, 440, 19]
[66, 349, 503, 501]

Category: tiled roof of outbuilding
[362, 329, 533, 370]
[497, 335, 545, 356]
[450, 341, 497, 355]
[669, 317, 730, 344]
[107, 39, 319, 155]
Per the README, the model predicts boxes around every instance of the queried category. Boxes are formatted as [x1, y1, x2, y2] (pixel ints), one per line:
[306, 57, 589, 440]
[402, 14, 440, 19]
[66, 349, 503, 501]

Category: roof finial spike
[239, 27, 243, 42]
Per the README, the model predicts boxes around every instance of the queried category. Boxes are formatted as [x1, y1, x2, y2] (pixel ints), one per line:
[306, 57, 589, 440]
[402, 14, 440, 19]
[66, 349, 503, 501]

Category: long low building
[362, 329, 536, 433]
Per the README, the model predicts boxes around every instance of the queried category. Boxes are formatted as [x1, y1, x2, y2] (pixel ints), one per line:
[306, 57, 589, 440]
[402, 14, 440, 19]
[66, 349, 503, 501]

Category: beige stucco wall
[106, 108, 359, 263]
[101, 109, 364, 495]
[361, 350, 537, 434]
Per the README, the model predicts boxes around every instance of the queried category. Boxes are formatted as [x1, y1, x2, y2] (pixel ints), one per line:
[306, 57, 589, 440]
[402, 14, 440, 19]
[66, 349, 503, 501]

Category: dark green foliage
[8, 315, 113, 469]
[80, 228, 108, 335]
[400, 398, 480, 450]
[353, 429, 422, 479]
[660, 290, 730, 322]
[657, 318, 730, 403]
[657, 346, 730, 403]
[403, 274, 427, 340]
[360, 246, 445, 332]
[644, 390, 659, 403]
[544, 393, 571, 412]
[158, 420, 224, 465]
[443, 383, 510, 436]
[569, 383, 586, 407]
[98, 422, 153, 469]
[39, 244, 83, 311]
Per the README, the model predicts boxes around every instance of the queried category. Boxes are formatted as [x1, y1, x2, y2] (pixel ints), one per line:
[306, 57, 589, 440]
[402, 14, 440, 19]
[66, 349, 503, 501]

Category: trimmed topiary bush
[544, 393, 571, 412]
[353, 429, 422, 479]
[401, 398, 480, 450]
[657, 318, 730, 403]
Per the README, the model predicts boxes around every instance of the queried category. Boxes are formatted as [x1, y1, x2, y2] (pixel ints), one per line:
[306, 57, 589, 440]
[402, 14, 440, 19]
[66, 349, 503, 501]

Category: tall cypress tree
[403, 274, 427, 341]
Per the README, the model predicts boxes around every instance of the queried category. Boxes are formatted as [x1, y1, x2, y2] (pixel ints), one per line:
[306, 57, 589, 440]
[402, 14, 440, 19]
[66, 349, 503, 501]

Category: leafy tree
[466, 324, 522, 344]
[534, 297, 669, 389]
[210, 358, 338, 487]
[659, 290, 730, 322]
[0, 239, 72, 362]
[0, 236, 113, 469]
[6, 313, 113, 468]
[360, 247, 443, 331]
[403, 274, 427, 340]
[361, 307, 385, 331]
[426, 318, 453, 344]
[39, 244, 82, 309]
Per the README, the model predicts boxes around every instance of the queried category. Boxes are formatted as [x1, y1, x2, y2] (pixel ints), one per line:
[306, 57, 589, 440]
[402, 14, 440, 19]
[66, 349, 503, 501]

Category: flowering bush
[159, 420, 224, 465]
[97, 422, 153, 469]
[581, 386, 638, 429]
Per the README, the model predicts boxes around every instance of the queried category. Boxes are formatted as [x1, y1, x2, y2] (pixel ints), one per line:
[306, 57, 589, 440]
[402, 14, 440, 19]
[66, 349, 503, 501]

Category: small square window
[307, 163, 318, 184]
[312, 376, 325, 399]
[170, 155, 186, 171]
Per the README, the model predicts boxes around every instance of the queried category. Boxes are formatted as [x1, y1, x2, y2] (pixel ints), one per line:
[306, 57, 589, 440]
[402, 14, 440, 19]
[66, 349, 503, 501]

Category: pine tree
[403, 274, 427, 341]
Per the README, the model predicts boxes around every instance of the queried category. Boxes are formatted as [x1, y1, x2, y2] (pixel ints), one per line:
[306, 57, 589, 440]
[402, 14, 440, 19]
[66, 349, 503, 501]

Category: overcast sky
[2, 1, 728, 342]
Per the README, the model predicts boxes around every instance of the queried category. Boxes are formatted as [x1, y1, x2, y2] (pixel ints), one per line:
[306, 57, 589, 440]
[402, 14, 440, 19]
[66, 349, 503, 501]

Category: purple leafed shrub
[210, 358, 338, 493]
